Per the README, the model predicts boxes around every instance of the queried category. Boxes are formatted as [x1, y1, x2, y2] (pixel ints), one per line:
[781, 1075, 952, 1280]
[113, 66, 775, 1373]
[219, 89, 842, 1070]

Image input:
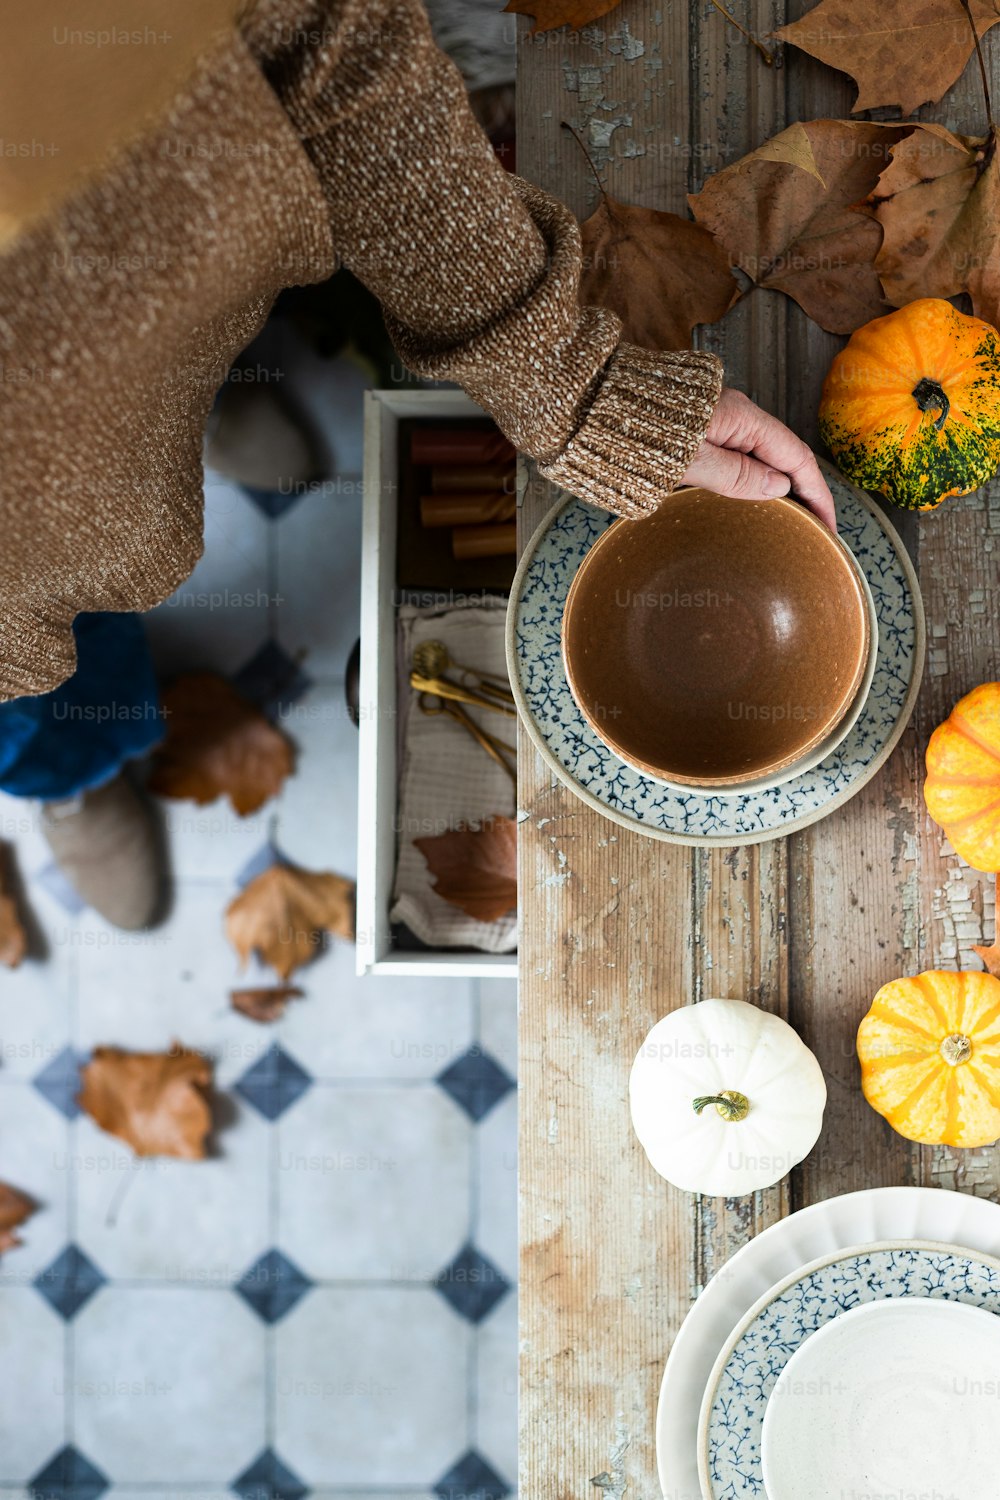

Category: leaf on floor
[503, 0, 622, 34]
[148, 672, 294, 816]
[226, 864, 356, 980]
[0, 842, 27, 969]
[0, 1181, 35, 1254]
[774, 0, 1000, 115]
[78, 1044, 214, 1159]
[415, 815, 517, 924]
[230, 984, 305, 1023]
[689, 119, 914, 334]
[869, 123, 1000, 329]
[579, 195, 741, 351]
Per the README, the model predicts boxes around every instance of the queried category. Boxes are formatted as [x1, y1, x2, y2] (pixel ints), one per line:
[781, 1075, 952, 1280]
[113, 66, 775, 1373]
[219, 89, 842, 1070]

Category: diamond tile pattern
[434, 1244, 510, 1325]
[238, 483, 306, 522]
[232, 1446, 309, 1500]
[236, 840, 283, 889]
[28, 1443, 109, 1500]
[437, 1048, 515, 1122]
[236, 1250, 312, 1324]
[0, 338, 518, 1492]
[233, 640, 313, 717]
[32, 1045, 84, 1119]
[235, 1044, 313, 1121]
[34, 1245, 105, 1321]
[434, 1449, 511, 1500]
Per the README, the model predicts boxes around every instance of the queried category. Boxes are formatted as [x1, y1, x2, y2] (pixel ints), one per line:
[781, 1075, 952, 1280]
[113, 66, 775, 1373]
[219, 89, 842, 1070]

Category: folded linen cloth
[390, 596, 516, 953]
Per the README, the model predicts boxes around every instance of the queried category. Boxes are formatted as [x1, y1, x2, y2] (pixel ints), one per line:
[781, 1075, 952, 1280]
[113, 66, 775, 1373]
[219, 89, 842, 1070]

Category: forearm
[244, 0, 723, 515]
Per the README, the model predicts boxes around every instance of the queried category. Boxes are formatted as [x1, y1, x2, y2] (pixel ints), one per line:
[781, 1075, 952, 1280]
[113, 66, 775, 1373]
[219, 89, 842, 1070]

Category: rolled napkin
[420, 492, 516, 527]
[391, 596, 516, 953]
[410, 427, 516, 467]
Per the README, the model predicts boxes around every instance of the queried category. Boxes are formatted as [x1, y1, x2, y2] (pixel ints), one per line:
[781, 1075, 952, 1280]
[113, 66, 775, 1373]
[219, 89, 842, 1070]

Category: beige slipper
[41, 774, 164, 930]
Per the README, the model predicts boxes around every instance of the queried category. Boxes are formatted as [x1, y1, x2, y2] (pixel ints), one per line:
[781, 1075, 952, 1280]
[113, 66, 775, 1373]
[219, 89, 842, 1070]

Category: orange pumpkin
[924, 682, 1000, 871]
[819, 299, 1000, 511]
[858, 970, 1000, 1147]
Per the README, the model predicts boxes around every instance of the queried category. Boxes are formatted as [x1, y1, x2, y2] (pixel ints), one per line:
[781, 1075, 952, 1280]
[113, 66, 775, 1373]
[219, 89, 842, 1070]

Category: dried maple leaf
[870, 124, 1000, 328]
[230, 985, 304, 1023]
[414, 816, 517, 924]
[689, 119, 913, 335]
[579, 195, 740, 351]
[0, 1182, 34, 1254]
[148, 673, 294, 816]
[775, 0, 1000, 115]
[0, 842, 26, 969]
[226, 864, 355, 980]
[78, 1044, 214, 1159]
[503, 0, 621, 33]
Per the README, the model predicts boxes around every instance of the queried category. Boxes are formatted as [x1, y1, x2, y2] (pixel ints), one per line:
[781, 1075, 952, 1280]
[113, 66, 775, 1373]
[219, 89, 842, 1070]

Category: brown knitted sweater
[0, 0, 723, 701]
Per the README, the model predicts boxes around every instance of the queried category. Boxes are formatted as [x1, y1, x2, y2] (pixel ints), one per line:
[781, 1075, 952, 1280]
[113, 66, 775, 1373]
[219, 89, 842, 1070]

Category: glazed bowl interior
[561, 489, 871, 787]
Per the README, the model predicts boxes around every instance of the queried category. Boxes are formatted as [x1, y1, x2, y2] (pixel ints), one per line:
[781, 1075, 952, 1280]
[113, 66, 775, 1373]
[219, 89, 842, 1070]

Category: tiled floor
[0, 333, 518, 1499]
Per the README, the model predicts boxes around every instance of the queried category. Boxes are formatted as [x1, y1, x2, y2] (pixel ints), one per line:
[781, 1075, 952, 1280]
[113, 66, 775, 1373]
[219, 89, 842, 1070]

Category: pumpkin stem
[941, 1033, 973, 1066]
[912, 378, 950, 432]
[693, 1090, 750, 1122]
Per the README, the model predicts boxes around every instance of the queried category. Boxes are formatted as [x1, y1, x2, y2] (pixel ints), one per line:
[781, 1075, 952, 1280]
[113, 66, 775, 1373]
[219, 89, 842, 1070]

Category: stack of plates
[507, 461, 926, 848]
[658, 1188, 1000, 1499]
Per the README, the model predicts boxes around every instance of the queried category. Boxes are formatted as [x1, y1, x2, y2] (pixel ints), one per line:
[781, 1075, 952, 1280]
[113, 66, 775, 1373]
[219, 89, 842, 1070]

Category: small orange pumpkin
[819, 299, 1000, 511]
[924, 682, 1000, 872]
[858, 970, 1000, 1147]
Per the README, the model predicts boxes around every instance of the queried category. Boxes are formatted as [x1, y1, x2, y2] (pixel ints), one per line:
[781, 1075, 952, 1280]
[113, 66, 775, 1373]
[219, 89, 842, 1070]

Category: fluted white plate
[654, 1187, 1000, 1500]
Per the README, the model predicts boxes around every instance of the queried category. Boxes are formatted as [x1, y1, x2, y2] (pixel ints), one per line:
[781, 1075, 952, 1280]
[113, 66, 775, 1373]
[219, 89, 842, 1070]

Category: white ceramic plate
[761, 1297, 1000, 1500]
[698, 1239, 1000, 1498]
[507, 460, 926, 847]
[654, 1187, 1000, 1500]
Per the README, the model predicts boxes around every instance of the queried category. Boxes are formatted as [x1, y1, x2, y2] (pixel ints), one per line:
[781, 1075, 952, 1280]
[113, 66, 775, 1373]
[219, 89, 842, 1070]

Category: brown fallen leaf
[0, 1181, 34, 1254]
[226, 864, 355, 980]
[689, 119, 913, 335]
[580, 194, 741, 352]
[230, 985, 305, 1024]
[148, 673, 294, 816]
[0, 842, 27, 969]
[870, 124, 1000, 328]
[415, 816, 517, 924]
[78, 1044, 214, 1159]
[775, 0, 1000, 115]
[503, 0, 621, 33]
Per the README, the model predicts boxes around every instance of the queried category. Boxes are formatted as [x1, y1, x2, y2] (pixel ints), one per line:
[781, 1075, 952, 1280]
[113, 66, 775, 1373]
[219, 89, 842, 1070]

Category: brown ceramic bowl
[561, 489, 871, 787]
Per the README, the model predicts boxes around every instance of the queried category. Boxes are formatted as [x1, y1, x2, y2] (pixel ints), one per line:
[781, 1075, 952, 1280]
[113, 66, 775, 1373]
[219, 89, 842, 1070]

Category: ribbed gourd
[819, 299, 1000, 511]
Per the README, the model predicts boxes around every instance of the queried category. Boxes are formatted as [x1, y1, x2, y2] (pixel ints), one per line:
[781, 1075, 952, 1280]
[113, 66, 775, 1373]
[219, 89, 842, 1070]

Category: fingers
[682, 441, 792, 502]
[701, 388, 839, 533]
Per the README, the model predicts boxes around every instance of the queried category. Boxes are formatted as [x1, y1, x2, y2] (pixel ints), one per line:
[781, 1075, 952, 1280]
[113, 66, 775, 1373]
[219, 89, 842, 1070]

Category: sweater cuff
[538, 343, 724, 518]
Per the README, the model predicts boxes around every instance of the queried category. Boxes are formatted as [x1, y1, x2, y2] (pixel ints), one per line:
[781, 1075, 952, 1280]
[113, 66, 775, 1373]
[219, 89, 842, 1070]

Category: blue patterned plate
[506, 461, 926, 846]
[697, 1240, 1000, 1500]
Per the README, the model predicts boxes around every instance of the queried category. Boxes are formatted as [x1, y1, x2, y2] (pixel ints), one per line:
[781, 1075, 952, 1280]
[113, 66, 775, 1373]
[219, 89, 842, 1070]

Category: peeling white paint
[932, 862, 989, 968]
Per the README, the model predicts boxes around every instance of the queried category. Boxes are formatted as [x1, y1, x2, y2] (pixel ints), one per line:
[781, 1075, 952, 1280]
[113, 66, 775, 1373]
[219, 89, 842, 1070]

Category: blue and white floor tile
[0, 340, 517, 1497]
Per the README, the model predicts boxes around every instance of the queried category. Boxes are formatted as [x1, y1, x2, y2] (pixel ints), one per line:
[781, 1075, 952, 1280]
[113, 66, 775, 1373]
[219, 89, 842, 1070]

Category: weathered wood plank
[517, 1, 1000, 1494]
[517, 13, 699, 1494]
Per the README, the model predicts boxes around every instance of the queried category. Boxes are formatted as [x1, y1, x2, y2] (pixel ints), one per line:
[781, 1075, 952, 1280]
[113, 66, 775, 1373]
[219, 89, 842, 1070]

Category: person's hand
[681, 388, 837, 532]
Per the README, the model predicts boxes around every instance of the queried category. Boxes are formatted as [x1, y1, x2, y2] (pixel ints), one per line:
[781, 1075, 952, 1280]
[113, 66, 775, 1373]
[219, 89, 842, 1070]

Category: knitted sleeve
[243, 0, 723, 518]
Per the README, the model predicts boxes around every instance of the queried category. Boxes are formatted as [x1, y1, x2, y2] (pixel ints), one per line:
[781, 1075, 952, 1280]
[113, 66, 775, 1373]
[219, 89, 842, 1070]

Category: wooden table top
[514, 6, 1000, 1495]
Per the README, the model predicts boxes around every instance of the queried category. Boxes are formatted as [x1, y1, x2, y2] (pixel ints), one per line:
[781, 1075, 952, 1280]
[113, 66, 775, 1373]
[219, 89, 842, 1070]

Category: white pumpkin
[629, 998, 826, 1196]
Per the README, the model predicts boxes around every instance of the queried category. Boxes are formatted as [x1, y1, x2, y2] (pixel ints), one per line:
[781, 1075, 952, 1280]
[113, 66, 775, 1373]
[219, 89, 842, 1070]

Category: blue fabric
[0, 613, 163, 801]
